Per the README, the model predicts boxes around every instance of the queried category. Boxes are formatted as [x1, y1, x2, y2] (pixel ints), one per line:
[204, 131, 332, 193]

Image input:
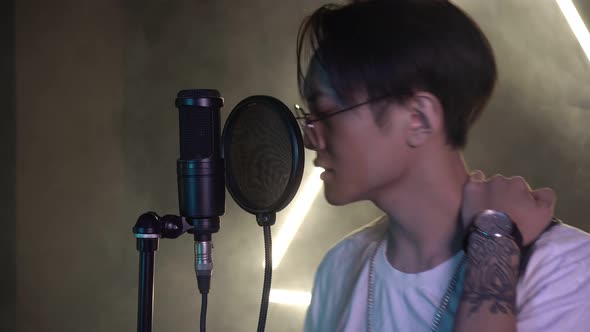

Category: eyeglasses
[294, 95, 392, 148]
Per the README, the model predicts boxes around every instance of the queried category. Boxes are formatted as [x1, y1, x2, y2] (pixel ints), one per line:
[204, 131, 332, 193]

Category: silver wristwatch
[469, 209, 524, 249]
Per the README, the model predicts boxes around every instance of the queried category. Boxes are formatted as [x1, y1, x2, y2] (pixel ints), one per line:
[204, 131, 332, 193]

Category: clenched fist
[462, 171, 556, 246]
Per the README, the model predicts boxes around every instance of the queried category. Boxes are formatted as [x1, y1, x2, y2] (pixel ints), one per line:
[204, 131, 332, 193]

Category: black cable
[257, 225, 273, 332]
[195, 241, 212, 332]
[200, 293, 208, 332]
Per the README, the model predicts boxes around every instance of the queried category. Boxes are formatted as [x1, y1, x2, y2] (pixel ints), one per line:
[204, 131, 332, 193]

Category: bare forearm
[454, 233, 521, 332]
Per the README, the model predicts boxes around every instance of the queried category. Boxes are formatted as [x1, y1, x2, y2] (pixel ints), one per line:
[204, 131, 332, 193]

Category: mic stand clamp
[132, 212, 192, 332]
[256, 213, 276, 227]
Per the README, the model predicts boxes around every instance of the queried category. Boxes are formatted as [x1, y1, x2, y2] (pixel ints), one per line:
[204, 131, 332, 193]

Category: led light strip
[263, 167, 324, 270]
[557, 0, 590, 62]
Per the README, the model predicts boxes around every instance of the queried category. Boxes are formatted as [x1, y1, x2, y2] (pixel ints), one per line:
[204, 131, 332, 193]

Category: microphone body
[175, 89, 225, 294]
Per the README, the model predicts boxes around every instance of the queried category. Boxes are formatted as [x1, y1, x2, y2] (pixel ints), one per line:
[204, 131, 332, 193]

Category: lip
[320, 169, 332, 181]
[314, 159, 335, 182]
[313, 159, 332, 171]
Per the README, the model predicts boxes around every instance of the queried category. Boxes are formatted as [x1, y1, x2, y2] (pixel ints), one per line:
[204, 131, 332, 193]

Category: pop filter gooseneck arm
[223, 95, 305, 332]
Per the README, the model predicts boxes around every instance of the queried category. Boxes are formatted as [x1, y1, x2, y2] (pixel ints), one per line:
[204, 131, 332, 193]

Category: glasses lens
[293, 104, 317, 148]
[294, 104, 308, 129]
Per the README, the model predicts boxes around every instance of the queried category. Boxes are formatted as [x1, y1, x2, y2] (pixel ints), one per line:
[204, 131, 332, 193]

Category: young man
[295, 1, 590, 331]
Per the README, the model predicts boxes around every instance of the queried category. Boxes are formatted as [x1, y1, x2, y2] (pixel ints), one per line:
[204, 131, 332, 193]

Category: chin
[323, 186, 362, 206]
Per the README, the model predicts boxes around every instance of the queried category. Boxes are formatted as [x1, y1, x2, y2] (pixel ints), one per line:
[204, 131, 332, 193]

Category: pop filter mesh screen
[227, 102, 293, 211]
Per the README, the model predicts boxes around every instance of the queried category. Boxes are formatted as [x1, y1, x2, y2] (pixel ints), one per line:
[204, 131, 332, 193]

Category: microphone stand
[132, 212, 191, 332]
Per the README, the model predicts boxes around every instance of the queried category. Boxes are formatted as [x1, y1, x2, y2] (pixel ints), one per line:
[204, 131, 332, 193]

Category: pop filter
[222, 95, 305, 332]
[222, 95, 304, 217]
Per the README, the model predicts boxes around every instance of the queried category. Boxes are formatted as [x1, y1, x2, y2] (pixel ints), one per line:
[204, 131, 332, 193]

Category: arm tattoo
[462, 233, 521, 316]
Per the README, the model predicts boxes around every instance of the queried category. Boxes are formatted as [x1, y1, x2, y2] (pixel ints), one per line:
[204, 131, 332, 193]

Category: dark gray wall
[1, 0, 15, 331]
[16, 1, 590, 331]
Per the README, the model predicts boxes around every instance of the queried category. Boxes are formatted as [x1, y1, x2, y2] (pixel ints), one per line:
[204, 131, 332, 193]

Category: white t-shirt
[304, 216, 590, 332]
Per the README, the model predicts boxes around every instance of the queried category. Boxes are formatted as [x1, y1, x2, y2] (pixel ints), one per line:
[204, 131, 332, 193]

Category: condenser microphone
[175, 89, 225, 296]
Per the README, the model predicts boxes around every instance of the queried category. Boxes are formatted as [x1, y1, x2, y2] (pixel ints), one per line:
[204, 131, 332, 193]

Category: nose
[303, 125, 325, 151]
[303, 130, 317, 150]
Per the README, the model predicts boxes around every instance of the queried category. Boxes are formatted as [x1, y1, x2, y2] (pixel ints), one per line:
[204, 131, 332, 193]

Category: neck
[373, 148, 469, 273]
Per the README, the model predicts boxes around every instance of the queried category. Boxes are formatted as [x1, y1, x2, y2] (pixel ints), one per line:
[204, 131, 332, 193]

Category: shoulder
[530, 221, 590, 264]
[521, 221, 590, 289]
[318, 215, 388, 275]
[522, 221, 590, 281]
[305, 215, 388, 332]
[311, 215, 388, 291]
[517, 221, 590, 329]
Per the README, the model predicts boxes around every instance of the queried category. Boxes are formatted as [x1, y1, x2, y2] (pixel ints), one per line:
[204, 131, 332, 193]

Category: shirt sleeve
[304, 247, 336, 332]
[517, 226, 590, 331]
[303, 238, 360, 332]
[304, 271, 323, 332]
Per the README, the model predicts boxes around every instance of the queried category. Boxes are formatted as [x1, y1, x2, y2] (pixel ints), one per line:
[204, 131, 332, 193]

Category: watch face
[477, 211, 513, 236]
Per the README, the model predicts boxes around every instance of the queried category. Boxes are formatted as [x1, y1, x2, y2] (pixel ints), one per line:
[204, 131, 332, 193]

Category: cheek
[327, 144, 373, 202]
[321, 118, 404, 202]
[371, 143, 412, 189]
[362, 135, 409, 191]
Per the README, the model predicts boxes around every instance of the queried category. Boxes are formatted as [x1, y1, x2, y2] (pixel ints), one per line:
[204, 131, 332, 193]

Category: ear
[404, 92, 443, 148]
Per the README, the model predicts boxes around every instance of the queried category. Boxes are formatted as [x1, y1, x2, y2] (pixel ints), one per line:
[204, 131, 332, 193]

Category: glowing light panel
[269, 289, 312, 306]
[557, 0, 590, 62]
[263, 167, 324, 270]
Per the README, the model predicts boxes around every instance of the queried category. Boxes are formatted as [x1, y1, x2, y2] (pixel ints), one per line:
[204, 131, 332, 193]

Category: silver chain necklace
[366, 240, 466, 332]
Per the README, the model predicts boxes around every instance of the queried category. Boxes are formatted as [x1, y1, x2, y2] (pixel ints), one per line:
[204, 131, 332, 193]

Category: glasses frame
[294, 95, 394, 147]
[294, 95, 393, 128]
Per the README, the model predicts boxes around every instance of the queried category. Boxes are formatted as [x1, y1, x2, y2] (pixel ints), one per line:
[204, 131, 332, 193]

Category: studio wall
[15, 1, 590, 331]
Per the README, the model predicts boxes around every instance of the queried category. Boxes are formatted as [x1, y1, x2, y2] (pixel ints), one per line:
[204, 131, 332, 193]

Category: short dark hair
[297, 0, 497, 149]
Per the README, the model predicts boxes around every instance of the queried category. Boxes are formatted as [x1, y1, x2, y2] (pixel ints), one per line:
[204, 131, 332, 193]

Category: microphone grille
[177, 89, 221, 99]
[179, 108, 213, 159]
[176, 89, 223, 160]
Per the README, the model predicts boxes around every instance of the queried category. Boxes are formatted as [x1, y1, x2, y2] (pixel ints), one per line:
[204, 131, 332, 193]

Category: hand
[462, 170, 556, 246]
